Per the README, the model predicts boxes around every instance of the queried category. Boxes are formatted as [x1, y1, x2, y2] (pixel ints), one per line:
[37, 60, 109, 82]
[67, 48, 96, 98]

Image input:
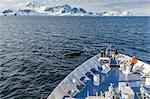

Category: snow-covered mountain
[26, 1, 42, 8]
[96, 11, 132, 16]
[38, 4, 94, 16]
[1, 2, 132, 16]
[2, 3, 95, 16]
[2, 9, 43, 16]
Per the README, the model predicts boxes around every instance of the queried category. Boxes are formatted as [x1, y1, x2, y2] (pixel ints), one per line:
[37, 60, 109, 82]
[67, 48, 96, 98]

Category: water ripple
[0, 16, 149, 99]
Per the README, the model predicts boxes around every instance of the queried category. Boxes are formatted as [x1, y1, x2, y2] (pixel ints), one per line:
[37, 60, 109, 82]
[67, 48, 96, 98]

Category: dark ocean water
[0, 16, 149, 99]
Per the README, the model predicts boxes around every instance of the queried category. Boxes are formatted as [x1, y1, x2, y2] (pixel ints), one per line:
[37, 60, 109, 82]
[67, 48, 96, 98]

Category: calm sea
[0, 16, 149, 99]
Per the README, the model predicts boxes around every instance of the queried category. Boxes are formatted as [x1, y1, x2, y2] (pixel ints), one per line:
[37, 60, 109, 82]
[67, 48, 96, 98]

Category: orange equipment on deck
[131, 56, 137, 64]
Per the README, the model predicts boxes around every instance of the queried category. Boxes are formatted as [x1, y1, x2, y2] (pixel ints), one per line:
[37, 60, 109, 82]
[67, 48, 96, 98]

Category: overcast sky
[0, 0, 150, 15]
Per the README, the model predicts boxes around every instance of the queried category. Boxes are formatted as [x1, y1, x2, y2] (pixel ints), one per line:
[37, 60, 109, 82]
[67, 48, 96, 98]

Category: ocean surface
[0, 16, 149, 99]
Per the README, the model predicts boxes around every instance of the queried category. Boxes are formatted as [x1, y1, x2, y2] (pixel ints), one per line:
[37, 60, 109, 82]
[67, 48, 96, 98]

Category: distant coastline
[1, 4, 133, 17]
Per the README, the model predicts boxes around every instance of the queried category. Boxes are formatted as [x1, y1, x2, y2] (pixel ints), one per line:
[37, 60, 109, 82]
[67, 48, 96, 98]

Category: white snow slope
[1, 2, 132, 16]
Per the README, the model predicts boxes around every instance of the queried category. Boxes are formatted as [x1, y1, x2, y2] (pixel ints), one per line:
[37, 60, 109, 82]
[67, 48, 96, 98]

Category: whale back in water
[63, 51, 82, 56]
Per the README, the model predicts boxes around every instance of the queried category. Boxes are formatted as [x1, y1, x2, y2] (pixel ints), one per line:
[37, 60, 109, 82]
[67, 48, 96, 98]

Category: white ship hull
[48, 53, 150, 99]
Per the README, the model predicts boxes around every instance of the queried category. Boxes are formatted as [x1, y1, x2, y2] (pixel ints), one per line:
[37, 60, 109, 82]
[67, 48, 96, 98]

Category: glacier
[1, 2, 132, 16]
